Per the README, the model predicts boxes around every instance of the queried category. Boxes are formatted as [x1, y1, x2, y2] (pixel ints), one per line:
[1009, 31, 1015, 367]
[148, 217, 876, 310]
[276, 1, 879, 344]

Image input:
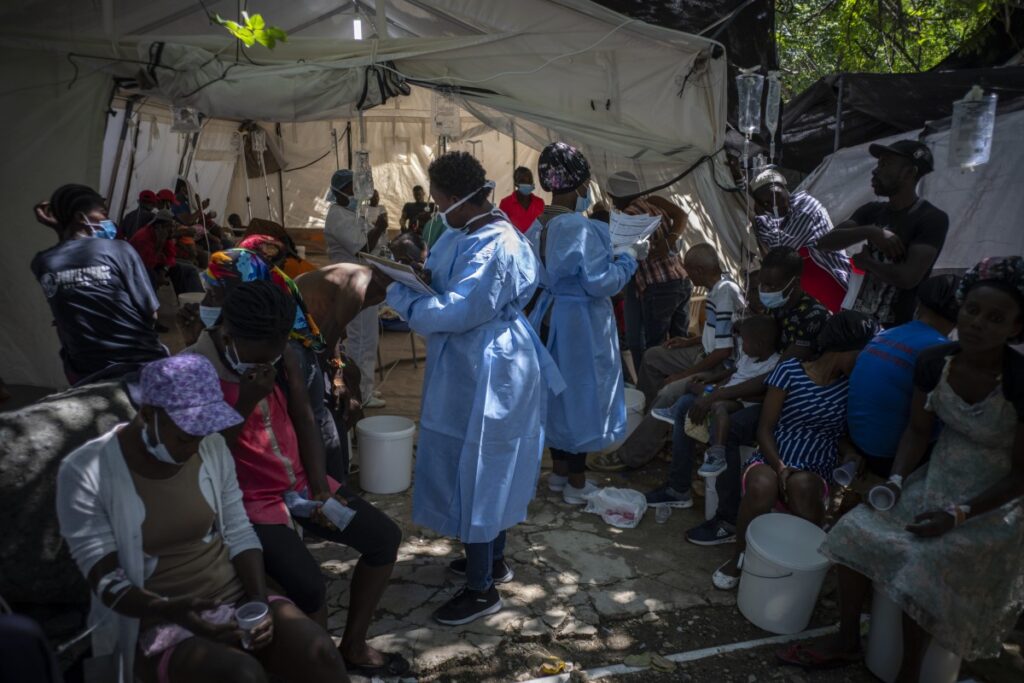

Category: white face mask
[225, 340, 280, 375]
[440, 181, 496, 230]
[199, 305, 221, 328]
[142, 415, 181, 466]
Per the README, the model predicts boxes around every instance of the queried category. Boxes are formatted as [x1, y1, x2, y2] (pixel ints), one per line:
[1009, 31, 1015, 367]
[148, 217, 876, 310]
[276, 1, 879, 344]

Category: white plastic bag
[583, 487, 648, 529]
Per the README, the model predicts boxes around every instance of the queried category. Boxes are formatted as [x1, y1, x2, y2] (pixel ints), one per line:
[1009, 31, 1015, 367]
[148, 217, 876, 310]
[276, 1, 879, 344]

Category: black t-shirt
[773, 291, 831, 353]
[914, 342, 1024, 419]
[401, 201, 430, 223]
[31, 238, 167, 376]
[849, 199, 949, 326]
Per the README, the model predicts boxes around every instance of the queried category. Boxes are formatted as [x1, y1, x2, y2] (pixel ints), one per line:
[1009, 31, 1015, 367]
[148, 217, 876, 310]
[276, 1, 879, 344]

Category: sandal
[342, 651, 411, 677]
[589, 451, 630, 472]
[712, 555, 742, 591]
[775, 643, 860, 670]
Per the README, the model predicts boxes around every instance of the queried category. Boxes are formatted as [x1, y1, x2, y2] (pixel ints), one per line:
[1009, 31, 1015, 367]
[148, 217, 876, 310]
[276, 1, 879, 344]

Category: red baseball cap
[138, 190, 157, 203]
[156, 189, 177, 204]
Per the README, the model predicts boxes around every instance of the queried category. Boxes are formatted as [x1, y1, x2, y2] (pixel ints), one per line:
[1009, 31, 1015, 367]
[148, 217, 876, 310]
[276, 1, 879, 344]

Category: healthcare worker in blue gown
[386, 151, 565, 627]
[526, 142, 649, 505]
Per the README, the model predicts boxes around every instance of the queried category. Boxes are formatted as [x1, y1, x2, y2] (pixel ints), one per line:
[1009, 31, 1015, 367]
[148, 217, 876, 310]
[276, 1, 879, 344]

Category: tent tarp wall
[0, 48, 109, 388]
[798, 108, 1024, 271]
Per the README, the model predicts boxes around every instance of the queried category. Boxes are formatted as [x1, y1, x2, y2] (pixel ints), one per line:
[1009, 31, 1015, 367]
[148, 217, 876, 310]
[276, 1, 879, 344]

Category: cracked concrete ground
[315, 331, 744, 678]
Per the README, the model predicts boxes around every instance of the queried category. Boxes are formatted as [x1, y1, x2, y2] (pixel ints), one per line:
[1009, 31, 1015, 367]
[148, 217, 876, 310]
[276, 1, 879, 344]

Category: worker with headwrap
[183, 248, 351, 483]
[324, 169, 390, 409]
[526, 142, 647, 505]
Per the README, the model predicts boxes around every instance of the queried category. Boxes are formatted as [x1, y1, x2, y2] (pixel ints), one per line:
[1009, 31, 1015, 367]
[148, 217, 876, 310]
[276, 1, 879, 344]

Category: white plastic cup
[833, 461, 858, 488]
[868, 484, 897, 511]
[296, 245, 307, 259]
[235, 601, 269, 649]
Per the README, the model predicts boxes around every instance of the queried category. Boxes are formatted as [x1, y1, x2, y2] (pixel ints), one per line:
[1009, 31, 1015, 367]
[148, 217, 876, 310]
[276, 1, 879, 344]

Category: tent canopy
[0, 0, 748, 388]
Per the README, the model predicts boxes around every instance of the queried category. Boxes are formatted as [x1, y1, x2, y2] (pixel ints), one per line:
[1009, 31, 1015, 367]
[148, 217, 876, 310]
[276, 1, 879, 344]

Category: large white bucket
[355, 416, 416, 494]
[866, 587, 962, 683]
[701, 445, 757, 520]
[738, 513, 830, 634]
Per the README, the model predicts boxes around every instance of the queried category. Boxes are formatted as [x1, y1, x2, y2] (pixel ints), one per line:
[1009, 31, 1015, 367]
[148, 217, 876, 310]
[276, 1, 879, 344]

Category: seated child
[652, 315, 780, 477]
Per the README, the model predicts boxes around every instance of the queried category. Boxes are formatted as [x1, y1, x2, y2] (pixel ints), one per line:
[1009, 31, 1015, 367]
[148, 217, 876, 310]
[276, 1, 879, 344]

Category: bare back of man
[295, 263, 387, 356]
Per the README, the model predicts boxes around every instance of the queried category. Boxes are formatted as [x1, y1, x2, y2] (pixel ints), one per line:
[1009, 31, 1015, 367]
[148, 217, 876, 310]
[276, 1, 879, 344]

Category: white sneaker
[712, 555, 742, 591]
[563, 480, 600, 505]
[363, 396, 387, 409]
[548, 474, 568, 492]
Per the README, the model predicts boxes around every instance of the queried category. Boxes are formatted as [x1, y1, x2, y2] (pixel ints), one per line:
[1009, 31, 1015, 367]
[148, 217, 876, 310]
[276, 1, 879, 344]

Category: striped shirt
[701, 276, 745, 355]
[755, 191, 849, 287]
[751, 358, 849, 482]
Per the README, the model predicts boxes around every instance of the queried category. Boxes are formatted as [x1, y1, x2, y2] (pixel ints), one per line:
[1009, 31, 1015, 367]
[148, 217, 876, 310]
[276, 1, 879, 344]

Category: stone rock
[0, 381, 135, 603]
[642, 611, 660, 623]
[528, 529, 635, 584]
[376, 582, 439, 616]
[559, 619, 598, 638]
[518, 617, 548, 638]
[543, 607, 568, 629]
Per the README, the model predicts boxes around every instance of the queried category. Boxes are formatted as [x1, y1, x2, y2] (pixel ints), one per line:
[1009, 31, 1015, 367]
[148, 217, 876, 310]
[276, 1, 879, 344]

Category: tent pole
[105, 96, 135, 208]
[511, 123, 517, 171]
[833, 75, 844, 153]
[331, 127, 340, 170]
[345, 122, 353, 168]
[116, 113, 142, 224]
[276, 123, 286, 224]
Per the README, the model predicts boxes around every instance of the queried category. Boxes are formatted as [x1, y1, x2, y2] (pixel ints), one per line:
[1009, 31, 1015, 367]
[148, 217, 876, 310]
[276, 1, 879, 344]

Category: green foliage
[776, 0, 1016, 96]
[215, 12, 288, 49]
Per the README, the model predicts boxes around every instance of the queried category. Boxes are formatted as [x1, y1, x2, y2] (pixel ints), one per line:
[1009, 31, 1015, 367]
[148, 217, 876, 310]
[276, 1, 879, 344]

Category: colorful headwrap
[956, 256, 1024, 309]
[203, 248, 324, 351]
[538, 141, 591, 193]
[239, 233, 286, 259]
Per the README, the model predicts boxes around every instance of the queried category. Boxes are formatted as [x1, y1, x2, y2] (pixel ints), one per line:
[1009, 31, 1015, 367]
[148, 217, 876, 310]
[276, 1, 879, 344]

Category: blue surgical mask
[517, 184, 535, 195]
[758, 277, 795, 310]
[83, 217, 118, 239]
[199, 305, 221, 328]
[575, 186, 592, 213]
[142, 416, 181, 466]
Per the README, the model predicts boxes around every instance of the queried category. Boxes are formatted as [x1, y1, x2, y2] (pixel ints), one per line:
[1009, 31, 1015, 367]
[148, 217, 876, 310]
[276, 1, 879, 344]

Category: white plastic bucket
[866, 588, 962, 683]
[702, 446, 757, 520]
[596, 388, 646, 455]
[355, 416, 416, 494]
[738, 513, 830, 634]
[178, 292, 205, 306]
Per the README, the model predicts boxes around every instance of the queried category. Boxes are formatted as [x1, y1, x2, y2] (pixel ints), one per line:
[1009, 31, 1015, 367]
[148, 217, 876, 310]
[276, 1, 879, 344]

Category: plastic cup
[833, 461, 858, 488]
[868, 485, 897, 511]
[235, 601, 269, 649]
[178, 292, 206, 306]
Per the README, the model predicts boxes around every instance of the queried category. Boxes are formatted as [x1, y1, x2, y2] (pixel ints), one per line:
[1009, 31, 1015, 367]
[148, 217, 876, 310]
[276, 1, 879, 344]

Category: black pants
[550, 448, 587, 474]
[253, 486, 401, 614]
[714, 404, 762, 526]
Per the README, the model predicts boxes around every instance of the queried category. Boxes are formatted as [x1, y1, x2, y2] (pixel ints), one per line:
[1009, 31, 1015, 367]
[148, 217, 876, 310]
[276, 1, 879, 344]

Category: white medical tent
[798, 107, 1024, 272]
[1, 0, 748, 389]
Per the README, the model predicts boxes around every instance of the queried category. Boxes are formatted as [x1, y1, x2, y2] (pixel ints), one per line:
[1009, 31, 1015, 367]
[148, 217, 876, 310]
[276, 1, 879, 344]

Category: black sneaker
[685, 516, 737, 546]
[433, 585, 502, 625]
[448, 557, 515, 584]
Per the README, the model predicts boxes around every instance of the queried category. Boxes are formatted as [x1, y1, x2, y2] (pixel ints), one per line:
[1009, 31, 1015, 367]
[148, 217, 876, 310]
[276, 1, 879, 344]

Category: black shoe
[448, 557, 515, 583]
[433, 585, 502, 625]
[685, 516, 737, 546]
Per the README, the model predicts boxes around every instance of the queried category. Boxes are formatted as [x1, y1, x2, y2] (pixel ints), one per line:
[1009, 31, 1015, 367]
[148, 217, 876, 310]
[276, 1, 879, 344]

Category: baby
[652, 315, 780, 476]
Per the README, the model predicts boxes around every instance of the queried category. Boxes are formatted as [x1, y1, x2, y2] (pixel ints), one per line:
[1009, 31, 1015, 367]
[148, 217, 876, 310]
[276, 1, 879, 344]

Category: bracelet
[887, 474, 903, 490]
[943, 503, 970, 527]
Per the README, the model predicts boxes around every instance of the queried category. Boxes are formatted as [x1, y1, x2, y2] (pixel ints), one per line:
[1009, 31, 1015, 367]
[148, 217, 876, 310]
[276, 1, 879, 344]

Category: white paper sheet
[359, 252, 436, 296]
[608, 211, 662, 247]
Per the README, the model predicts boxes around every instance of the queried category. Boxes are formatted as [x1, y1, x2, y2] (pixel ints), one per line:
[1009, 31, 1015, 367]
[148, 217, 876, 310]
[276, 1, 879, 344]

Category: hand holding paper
[359, 252, 437, 296]
[609, 210, 662, 247]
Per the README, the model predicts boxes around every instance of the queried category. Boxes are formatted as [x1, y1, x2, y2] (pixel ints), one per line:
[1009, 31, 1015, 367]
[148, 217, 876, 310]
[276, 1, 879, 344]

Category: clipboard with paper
[608, 211, 662, 248]
[358, 252, 437, 296]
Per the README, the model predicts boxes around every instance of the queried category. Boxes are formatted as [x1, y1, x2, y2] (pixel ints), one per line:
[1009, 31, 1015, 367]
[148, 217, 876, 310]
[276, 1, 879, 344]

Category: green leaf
[215, 11, 288, 49]
[248, 13, 266, 30]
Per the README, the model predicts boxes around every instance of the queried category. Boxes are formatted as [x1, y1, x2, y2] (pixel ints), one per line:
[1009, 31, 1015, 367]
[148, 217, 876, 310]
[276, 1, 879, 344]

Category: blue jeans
[668, 393, 699, 493]
[291, 341, 347, 483]
[463, 530, 507, 591]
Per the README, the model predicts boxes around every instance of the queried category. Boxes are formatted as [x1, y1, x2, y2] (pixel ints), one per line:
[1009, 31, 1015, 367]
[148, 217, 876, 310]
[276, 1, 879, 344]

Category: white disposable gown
[387, 215, 565, 543]
[526, 213, 637, 453]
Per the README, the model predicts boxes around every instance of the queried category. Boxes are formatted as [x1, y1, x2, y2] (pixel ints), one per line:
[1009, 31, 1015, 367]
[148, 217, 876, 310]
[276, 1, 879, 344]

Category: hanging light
[353, 1, 364, 40]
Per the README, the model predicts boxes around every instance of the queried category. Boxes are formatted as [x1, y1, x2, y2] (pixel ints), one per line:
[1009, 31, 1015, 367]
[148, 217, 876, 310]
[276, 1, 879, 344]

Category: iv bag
[949, 87, 997, 171]
[432, 91, 461, 138]
[765, 71, 781, 135]
[736, 71, 764, 136]
[353, 150, 374, 201]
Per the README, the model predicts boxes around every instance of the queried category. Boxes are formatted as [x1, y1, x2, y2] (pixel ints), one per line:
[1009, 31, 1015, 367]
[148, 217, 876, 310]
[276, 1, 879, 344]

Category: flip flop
[343, 651, 411, 678]
[775, 643, 860, 670]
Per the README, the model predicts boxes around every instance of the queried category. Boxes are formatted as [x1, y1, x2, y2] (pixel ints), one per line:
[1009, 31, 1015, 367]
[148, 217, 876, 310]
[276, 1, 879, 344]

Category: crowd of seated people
[22, 135, 1022, 682]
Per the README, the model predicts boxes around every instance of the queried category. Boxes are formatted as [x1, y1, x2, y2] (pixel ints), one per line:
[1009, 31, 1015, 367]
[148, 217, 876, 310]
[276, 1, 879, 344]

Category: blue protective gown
[526, 213, 637, 453]
[387, 216, 565, 543]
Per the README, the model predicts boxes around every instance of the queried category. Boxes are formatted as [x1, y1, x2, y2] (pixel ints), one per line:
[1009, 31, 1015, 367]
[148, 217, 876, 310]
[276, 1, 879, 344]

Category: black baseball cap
[868, 139, 934, 177]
